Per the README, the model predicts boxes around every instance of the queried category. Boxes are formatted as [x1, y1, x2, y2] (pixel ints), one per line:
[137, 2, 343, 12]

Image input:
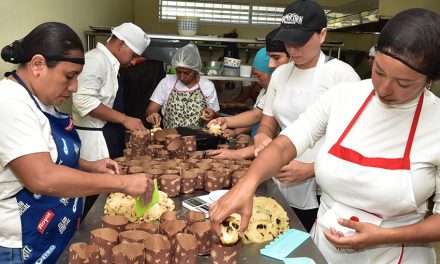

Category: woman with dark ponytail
[0, 22, 152, 263]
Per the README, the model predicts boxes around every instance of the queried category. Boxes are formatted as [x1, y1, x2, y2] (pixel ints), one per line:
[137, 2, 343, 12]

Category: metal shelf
[166, 74, 255, 82]
[84, 31, 264, 51]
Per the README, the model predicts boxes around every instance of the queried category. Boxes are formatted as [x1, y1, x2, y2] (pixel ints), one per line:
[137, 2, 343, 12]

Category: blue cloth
[252, 47, 273, 74]
[11, 71, 83, 264]
[0, 247, 23, 264]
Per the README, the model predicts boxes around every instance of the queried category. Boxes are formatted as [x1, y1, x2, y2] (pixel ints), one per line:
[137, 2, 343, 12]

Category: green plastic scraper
[135, 178, 159, 217]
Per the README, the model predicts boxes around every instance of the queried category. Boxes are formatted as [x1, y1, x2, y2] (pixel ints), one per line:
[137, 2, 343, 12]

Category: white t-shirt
[150, 74, 220, 116]
[263, 52, 360, 209]
[72, 43, 119, 160]
[0, 78, 58, 248]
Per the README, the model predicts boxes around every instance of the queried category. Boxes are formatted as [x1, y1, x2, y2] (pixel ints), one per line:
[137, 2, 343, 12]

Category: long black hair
[377, 8, 440, 81]
[1, 22, 84, 67]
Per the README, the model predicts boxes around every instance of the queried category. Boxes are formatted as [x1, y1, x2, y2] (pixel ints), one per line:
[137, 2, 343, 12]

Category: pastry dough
[219, 213, 241, 245]
[208, 123, 222, 136]
[104, 191, 175, 223]
[219, 196, 290, 244]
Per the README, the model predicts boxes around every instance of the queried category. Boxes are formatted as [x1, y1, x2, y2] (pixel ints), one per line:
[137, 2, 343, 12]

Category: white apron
[312, 89, 436, 263]
[274, 52, 328, 210]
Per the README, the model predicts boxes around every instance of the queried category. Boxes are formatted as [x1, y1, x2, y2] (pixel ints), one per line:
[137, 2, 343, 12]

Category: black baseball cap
[274, 0, 327, 46]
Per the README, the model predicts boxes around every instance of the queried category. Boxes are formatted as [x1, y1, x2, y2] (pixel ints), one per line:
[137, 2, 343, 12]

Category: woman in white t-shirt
[211, 8, 440, 264]
[0, 22, 153, 263]
[146, 44, 219, 128]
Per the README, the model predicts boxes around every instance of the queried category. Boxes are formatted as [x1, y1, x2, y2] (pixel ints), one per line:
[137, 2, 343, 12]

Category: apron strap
[335, 89, 375, 144]
[403, 91, 424, 159]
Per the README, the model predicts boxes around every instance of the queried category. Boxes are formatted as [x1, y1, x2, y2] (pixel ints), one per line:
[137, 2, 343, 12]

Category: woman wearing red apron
[210, 8, 440, 263]
[0, 22, 152, 263]
[146, 43, 220, 128]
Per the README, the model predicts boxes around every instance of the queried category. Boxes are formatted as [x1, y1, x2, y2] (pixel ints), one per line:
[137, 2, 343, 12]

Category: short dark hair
[377, 8, 440, 80]
[1, 22, 84, 68]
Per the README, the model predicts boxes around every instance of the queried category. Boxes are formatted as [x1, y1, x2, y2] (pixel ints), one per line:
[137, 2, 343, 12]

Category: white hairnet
[171, 43, 202, 72]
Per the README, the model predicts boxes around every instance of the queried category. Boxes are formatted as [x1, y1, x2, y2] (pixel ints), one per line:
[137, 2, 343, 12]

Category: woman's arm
[253, 114, 279, 156]
[9, 152, 151, 198]
[225, 108, 263, 129]
[145, 101, 162, 126]
[210, 135, 297, 234]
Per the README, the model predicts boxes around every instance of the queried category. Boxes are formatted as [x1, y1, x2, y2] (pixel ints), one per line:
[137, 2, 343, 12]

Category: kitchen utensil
[204, 61, 223, 76]
[260, 229, 310, 260]
[135, 178, 159, 217]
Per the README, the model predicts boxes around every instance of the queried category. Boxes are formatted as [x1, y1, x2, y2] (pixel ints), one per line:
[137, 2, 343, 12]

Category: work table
[57, 180, 327, 263]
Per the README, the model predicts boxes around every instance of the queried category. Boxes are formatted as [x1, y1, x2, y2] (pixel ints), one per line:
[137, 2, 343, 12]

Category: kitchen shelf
[84, 31, 264, 51]
[166, 74, 255, 82]
[85, 31, 344, 59]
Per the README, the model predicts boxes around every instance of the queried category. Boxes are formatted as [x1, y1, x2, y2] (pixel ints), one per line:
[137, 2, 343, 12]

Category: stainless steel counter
[57, 180, 327, 263]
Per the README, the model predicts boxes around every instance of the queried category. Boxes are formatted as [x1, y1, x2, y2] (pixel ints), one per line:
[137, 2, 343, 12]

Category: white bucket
[177, 16, 199, 36]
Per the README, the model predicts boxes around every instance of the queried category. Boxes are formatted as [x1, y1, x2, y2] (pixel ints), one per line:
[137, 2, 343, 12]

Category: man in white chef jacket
[72, 22, 150, 162]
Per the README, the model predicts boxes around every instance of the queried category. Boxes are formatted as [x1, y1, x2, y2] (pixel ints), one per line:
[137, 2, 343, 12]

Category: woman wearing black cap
[211, 8, 440, 263]
[255, 0, 360, 232]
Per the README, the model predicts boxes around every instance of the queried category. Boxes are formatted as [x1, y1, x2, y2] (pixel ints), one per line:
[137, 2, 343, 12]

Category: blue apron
[11, 71, 83, 263]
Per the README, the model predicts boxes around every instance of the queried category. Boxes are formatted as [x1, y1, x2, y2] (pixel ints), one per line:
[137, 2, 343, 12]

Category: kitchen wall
[380, 0, 440, 17]
[133, 0, 379, 76]
[0, 0, 134, 76]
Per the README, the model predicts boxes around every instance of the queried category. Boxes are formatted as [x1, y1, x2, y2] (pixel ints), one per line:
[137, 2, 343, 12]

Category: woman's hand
[223, 129, 237, 138]
[323, 218, 385, 251]
[275, 160, 315, 184]
[146, 113, 162, 126]
[209, 178, 256, 236]
[253, 133, 272, 156]
[81, 158, 120, 174]
[122, 115, 146, 131]
[207, 149, 242, 159]
[201, 108, 216, 121]
[123, 174, 154, 204]
[207, 117, 228, 131]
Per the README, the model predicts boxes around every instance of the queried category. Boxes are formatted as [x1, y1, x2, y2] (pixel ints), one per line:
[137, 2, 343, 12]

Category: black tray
[175, 127, 227, 150]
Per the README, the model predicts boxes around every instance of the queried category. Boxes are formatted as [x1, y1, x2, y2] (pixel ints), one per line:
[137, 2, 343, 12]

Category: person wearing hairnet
[146, 43, 220, 128]
[72, 22, 150, 216]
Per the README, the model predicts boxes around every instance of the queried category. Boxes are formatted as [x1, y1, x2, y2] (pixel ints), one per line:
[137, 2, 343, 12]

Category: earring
[427, 81, 433, 90]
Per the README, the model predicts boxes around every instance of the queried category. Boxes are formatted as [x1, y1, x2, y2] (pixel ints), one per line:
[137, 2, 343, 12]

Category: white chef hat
[368, 45, 377, 58]
[110, 22, 150, 55]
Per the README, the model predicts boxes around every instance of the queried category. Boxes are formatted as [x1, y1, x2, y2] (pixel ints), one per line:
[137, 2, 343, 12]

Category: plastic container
[223, 57, 241, 67]
[177, 16, 199, 36]
[239, 65, 252, 77]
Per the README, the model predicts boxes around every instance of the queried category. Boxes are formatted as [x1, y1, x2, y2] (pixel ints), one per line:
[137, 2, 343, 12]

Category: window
[159, 0, 285, 27]
[251, 5, 285, 26]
